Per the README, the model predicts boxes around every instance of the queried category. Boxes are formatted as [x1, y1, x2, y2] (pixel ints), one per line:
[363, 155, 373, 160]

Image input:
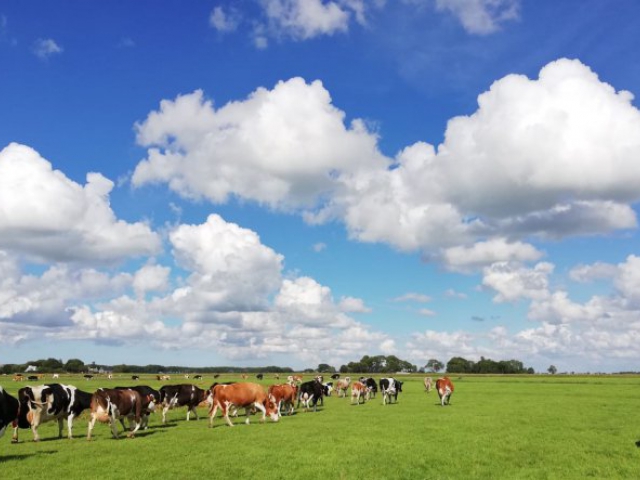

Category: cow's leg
[208, 402, 220, 428]
[11, 420, 19, 443]
[162, 404, 169, 424]
[87, 413, 97, 441]
[223, 402, 234, 427]
[30, 413, 41, 442]
[254, 401, 267, 423]
[57, 417, 64, 438]
[67, 413, 75, 439]
[127, 419, 141, 438]
[109, 411, 120, 439]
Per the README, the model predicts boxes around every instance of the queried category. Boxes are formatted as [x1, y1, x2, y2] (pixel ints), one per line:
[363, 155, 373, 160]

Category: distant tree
[548, 365, 557, 375]
[317, 363, 336, 373]
[446, 356, 473, 374]
[64, 358, 85, 373]
[425, 359, 444, 373]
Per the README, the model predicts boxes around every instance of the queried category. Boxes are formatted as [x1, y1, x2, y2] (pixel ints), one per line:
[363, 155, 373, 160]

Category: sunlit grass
[1, 374, 639, 479]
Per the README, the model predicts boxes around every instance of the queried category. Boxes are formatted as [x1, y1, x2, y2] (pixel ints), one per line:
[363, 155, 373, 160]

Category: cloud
[441, 238, 543, 272]
[393, 292, 431, 303]
[0, 143, 161, 263]
[133, 79, 386, 210]
[259, 0, 356, 40]
[132, 59, 640, 264]
[339, 296, 371, 313]
[435, 0, 520, 34]
[482, 261, 553, 303]
[210, 6, 241, 33]
[418, 308, 436, 317]
[569, 262, 618, 283]
[312, 242, 327, 252]
[33, 38, 63, 59]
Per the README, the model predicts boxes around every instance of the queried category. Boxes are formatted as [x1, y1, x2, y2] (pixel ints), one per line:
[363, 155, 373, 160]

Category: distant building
[25, 365, 38, 373]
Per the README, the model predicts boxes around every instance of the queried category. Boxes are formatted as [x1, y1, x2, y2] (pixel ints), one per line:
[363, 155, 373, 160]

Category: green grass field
[1, 374, 639, 479]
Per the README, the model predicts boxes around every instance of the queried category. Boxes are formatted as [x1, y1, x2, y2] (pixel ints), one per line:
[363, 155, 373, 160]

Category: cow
[379, 378, 403, 405]
[256, 373, 264, 380]
[424, 377, 433, 393]
[208, 382, 279, 427]
[363, 378, 377, 398]
[184, 374, 190, 379]
[27, 376, 39, 381]
[435, 377, 454, 406]
[213, 374, 220, 379]
[194, 375, 203, 380]
[13, 374, 23, 382]
[131, 375, 139, 381]
[107, 374, 113, 380]
[159, 384, 210, 424]
[13, 384, 92, 442]
[335, 376, 351, 397]
[296, 378, 325, 412]
[323, 382, 334, 396]
[114, 385, 160, 430]
[330, 373, 340, 380]
[241, 374, 248, 379]
[87, 388, 144, 440]
[83, 374, 93, 380]
[0, 387, 19, 444]
[52, 373, 60, 379]
[350, 381, 367, 405]
[268, 384, 298, 416]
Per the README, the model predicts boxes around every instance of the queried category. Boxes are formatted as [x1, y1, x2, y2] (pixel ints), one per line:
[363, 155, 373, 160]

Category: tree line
[1, 355, 535, 376]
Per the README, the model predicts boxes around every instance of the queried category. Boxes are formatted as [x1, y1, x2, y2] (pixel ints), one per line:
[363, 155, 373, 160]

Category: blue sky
[1, 0, 640, 373]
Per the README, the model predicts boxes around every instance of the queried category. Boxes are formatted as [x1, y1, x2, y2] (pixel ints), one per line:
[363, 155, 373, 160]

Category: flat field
[1, 374, 639, 479]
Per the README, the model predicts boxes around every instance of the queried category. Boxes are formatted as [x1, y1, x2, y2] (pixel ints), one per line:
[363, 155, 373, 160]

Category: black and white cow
[159, 384, 210, 424]
[0, 387, 19, 443]
[114, 385, 160, 430]
[296, 378, 326, 412]
[379, 378, 403, 405]
[363, 377, 378, 398]
[13, 384, 92, 442]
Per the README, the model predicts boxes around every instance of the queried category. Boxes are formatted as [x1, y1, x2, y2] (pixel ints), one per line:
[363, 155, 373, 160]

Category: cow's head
[396, 381, 403, 393]
[265, 399, 280, 423]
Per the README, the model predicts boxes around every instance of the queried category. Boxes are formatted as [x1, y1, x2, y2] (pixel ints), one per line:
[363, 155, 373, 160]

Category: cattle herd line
[0, 374, 455, 445]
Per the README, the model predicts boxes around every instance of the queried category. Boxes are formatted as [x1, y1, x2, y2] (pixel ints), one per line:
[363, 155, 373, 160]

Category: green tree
[64, 358, 85, 373]
[446, 356, 473, 374]
[317, 363, 336, 373]
[548, 365, 557, 375]
[425, 359, 444, 373]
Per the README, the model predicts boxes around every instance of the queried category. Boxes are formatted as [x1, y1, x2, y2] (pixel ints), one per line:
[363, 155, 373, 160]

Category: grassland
[1, 374, 639, 479]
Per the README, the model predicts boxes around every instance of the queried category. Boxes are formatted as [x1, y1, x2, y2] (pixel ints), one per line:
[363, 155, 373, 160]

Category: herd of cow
[0, 374, 455, 445]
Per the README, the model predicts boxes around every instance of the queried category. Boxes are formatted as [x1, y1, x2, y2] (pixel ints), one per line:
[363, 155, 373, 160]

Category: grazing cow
[107, 374, 113, 380]
[83, 374, 93, 380]
[13, 374, 23, 382]
[331, 373, 340, 380]
[13, 384, 92, 442]
[159, 384, 209, 424]
[335, 377, 351, 398]
[114, 386, 160, 430]
[379, 378, 403, 405]
[213, 374, 220, 379]
[424, 377, 433, 393]
[27, 375, 39, 381]
[184, 374, 190, 379]
[209, 382, 279, 427]
[350, 381, 367, 405]
[131, 375, 139, 381]
[256, 373, 264, 380]
[157, 375, 170, 381]
[241, 374, 248, 380]
[273, 373, 280, 380]
[323, 382, 334, 396]
[52, 373, 60, 379]
[0, 387, 19, 444]
[87, 388, 144, 440]
[268, 384, 298, 416]
[194, 375, 203, 380]
[296, 378, 325, 412]
[435, 377, 454, 406]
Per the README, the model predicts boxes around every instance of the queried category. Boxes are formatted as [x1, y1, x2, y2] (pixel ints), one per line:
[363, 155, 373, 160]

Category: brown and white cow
[335, 376, 351, 397]
[87, 388, 146, 440]
[209, 382, 279, 427]
[268, 384, 298, 417]
[424, 376, 433, 393]
[350, 381, 367, 405]
[435, 377, 454, 406]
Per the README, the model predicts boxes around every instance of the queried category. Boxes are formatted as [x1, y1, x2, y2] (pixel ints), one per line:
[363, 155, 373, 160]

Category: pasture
[1, 374, 639, 479]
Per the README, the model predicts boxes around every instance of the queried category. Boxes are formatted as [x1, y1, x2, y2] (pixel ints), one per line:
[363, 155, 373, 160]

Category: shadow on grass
[0, 450, 57, 464]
